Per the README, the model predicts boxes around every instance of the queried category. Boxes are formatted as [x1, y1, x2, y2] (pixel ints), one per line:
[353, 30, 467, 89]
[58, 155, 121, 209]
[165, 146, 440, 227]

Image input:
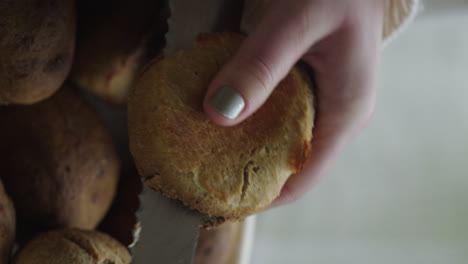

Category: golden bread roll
[0, 87, 119, 233]
[0, 180, 15, 264]
[15, 229, 131, 264]
[0, 0, 76, 104]
[128, 32, 314, 221]
[70, 0, 167, 104]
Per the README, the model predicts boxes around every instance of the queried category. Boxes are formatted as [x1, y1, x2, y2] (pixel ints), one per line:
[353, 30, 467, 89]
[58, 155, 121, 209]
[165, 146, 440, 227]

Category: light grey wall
[422, 0, 468, 15]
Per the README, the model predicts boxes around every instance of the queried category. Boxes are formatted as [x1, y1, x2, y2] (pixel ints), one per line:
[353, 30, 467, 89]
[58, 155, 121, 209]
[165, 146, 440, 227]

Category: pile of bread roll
[0, 1, 314, 264]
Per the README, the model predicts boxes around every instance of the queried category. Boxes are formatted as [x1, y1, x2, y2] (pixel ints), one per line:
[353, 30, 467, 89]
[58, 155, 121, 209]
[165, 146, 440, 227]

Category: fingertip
[203, 100, 239, 127]
[267, 182, 302, 209]
[203, 84, 250, 127]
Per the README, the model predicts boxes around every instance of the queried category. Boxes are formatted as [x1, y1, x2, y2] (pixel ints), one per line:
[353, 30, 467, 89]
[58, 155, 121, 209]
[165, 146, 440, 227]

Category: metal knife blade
[132, 185, 203, 264]
[131, 0, 243, 263]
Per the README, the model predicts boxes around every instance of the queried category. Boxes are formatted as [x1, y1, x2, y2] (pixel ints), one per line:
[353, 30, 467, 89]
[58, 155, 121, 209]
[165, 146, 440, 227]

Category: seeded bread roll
[15, 229, 131, 264]
[0, 0, 76, 105]
[128, 32, 314, 221]
[0, 87, 119, 233]
[0, 180, 15, 264]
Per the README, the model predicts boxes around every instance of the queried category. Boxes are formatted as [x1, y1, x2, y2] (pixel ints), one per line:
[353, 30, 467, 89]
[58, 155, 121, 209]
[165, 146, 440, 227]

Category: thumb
[203, 1, 341, 126]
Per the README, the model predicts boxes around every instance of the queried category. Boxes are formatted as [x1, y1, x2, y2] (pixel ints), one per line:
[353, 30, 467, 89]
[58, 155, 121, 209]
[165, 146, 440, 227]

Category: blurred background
[252, 1, 468, 263]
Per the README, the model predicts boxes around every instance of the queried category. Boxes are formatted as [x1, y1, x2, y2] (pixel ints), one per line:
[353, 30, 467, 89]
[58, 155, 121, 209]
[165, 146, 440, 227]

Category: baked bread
[99, 168, 141, 248]
[0, 0, 76, 105]
[15, 229, 131, 264]
[128, 32, 314, 221]
[0, 180, 15, 264]
[0, 87, 119, 233]
[70, 0, 167, 104]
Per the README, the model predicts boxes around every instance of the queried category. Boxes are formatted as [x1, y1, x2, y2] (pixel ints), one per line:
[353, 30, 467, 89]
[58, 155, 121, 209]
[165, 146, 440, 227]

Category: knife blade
[132, 185, 204, 264]
[131, 0, 243, 263]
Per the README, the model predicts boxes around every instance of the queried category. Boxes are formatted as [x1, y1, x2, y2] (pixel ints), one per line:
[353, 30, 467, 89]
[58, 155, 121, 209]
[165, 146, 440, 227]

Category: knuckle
[237, 55, 276, 95]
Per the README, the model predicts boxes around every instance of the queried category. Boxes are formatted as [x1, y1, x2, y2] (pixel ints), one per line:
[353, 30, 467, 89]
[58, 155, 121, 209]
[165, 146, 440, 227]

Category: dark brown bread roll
[15, 229, 131, 264]
[99, 169, 141, 248]
[0, 87, 119, 234]
[70, 0, 167, 104]
[0, 0, 76, 104]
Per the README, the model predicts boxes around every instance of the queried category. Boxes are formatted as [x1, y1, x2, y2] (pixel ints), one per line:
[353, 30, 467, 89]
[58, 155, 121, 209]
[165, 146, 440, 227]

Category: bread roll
[70, 0, 167, 104]
[0, 0, 76, 104]
[99, 169, 141, 248]
[128, 32, 314, 221]
[0, 180, 15, 264]
[0, 87, 119, 233]
[15, 229, 131, 264]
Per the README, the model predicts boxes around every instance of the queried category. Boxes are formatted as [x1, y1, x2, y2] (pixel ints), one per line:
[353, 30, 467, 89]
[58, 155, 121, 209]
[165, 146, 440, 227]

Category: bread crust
[0, 87, 119, 232]
[99, 169, 141, 248]
[15, 229, 131, 264]
[0, 0, 76, 104]
[70, 0, 167, 105]
[128, 32, 314, 220]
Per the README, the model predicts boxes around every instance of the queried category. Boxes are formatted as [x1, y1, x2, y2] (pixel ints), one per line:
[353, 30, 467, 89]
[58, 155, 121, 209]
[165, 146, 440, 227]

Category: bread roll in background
[0, 87, 119, 239]
[15, 229, 131, 264]
[0, 0, 76, 105]
[70, 0, 168, 105]
[99, 168, 141, 248]
[128, 32, 315, 222]
[0, 180, 15, 264]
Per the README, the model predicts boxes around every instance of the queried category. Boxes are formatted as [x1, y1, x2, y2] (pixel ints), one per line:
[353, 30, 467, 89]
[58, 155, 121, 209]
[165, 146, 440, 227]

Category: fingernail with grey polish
[209, 86, 245, 119]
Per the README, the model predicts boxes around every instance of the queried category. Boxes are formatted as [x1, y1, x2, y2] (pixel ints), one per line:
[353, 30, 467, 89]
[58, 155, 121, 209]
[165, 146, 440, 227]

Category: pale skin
[204, 0, 384, 207]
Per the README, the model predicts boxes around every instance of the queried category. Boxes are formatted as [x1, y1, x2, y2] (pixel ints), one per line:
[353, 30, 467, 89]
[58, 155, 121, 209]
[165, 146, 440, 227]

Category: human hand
[203, 0, 384, 207]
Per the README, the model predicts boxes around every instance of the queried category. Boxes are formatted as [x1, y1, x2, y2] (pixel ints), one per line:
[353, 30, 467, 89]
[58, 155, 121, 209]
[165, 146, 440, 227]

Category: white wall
[253, 4, 468, 264]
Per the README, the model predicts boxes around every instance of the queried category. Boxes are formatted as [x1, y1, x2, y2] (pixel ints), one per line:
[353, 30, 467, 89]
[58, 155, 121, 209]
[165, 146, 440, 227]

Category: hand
[203, 0, 384, 207]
